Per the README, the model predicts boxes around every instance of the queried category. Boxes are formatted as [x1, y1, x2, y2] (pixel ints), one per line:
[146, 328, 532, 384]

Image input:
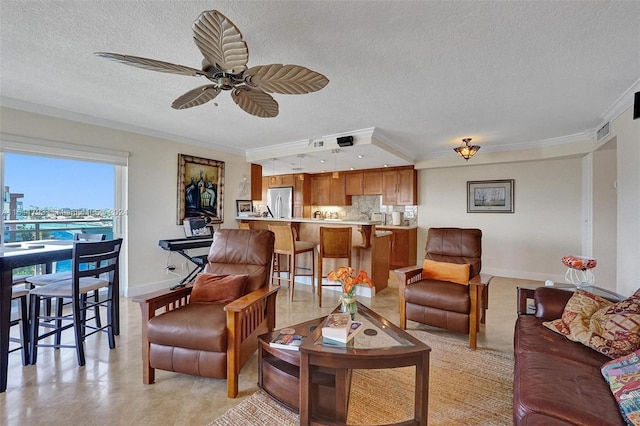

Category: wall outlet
[181, 262, 188, 271]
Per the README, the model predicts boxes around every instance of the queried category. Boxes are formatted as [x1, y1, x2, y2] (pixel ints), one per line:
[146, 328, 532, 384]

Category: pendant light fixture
[269, 158, 277, 184]
[331, 149, 340, 178]
[454, 138, 481, 161]
[296, 154, 305, 181]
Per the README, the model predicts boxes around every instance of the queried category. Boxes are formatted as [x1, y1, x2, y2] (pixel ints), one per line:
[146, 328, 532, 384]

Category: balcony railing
[3, 218, 114, 243]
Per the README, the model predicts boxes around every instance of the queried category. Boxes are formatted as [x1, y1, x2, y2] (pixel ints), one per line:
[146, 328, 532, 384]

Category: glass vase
[340, 293, 358, 320]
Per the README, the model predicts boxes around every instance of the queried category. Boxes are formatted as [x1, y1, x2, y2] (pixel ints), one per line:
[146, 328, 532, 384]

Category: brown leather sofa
[513, 286, 624, 425]
[133, 229, 277, 398]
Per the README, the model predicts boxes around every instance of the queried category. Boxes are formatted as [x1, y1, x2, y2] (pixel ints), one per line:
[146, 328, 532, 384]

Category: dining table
[0, 240, 74, 392]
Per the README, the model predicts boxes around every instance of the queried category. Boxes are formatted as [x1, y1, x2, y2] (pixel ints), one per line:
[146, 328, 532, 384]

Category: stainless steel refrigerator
[266, 186, 293, 219]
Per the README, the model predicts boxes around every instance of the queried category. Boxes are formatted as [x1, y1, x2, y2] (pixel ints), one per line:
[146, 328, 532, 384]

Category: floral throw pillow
[543, 289, 612, 339]
[588, 293, 640, 359]
[544, 290, 640, 359]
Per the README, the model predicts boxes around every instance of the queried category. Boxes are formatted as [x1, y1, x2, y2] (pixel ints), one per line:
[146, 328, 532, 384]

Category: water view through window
[3, 153, 115, 274]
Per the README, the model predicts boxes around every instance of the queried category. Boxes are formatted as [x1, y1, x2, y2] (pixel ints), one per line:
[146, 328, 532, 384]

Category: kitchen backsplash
[313, 195, 418, 226]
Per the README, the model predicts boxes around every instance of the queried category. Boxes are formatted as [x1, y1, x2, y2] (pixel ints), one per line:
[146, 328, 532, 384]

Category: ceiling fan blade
[94, 52, 205, 77]
[245, 64, 329, 94]
[171, 85, 221, 110]
[192, 10, 249, 74]
[231, 88, 278, 118]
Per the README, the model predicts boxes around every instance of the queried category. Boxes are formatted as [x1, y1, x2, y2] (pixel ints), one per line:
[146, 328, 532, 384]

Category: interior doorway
[592, 138, 617, 290]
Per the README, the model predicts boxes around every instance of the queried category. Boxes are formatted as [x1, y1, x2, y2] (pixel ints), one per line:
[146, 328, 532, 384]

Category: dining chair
[317, 227, 352, 307]
[26, 233, 107, 326]
[28, 238, 123, 366]
[9, 287, 30, 365]
[268, 224, 315, 301]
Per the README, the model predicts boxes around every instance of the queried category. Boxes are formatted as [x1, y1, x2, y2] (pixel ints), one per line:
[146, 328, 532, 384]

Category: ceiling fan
[95, 10, 329, 118]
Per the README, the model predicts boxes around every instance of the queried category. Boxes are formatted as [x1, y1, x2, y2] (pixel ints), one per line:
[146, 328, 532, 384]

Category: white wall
[2, 103, 638, 297]
[609, 107, 640, 296]
[592, 140, 617, 292]
[0, 107, 251, 296]
[418, 158, 583, 283]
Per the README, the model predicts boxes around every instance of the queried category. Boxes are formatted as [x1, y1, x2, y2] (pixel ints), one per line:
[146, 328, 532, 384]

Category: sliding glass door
[1, 140, 128, 293]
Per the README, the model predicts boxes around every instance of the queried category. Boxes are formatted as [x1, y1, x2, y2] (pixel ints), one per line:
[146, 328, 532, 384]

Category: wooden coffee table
[258, 302, 431, 426]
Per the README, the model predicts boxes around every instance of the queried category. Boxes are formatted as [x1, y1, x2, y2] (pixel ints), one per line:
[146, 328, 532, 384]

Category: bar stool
[9, 287, 30, 365]
[268, 224, 315, 301]
[25, 233, 106, 327]
[317, 227, 352, 307]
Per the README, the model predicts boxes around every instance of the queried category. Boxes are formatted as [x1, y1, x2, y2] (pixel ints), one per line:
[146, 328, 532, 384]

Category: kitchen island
[236, 217, 391, 295]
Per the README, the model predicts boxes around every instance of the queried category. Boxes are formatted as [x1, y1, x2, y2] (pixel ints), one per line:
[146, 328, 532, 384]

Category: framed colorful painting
[177, 154, 225, 224]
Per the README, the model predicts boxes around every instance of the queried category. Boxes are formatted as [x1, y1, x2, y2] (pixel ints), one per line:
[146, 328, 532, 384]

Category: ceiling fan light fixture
[454, 138, 481, 161]
[95, 9, 329, 119]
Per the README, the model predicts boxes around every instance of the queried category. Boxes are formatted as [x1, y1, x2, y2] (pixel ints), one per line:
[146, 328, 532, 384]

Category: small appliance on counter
[391, 212, 403, 226]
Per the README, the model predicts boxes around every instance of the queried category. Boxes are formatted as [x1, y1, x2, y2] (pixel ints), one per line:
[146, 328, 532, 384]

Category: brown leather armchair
[396, 227, 492, 349]
[133, 229, 277, 397]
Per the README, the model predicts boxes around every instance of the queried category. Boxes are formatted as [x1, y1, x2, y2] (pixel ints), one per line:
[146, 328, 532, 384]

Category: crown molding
[418, 130, 596, 160]
[600, 78, 640, 123]
[0, 97, 244, 155]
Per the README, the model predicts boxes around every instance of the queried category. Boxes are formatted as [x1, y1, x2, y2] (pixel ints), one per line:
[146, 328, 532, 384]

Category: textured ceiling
[1, 1, 639, 175]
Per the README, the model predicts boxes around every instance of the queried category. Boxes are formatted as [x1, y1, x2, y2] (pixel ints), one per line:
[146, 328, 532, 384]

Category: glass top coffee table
[258, 302, 430, 426]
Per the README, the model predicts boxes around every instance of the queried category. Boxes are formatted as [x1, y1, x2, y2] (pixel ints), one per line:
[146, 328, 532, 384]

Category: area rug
[208, 330, 513, 425]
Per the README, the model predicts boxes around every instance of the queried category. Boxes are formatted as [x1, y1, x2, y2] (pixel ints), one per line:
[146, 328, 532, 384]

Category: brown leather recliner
[133, 229, 277, 397]
[396, 227, 492, 349]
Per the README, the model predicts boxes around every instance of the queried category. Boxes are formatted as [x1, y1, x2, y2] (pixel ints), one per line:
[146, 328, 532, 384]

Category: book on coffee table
[322, 321, 363, 346]
[269, 332, 304, 351]
[321, 313, 352, 341]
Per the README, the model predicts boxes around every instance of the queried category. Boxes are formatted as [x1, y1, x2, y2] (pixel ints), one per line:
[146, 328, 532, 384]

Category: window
[1, 135, 128, 290]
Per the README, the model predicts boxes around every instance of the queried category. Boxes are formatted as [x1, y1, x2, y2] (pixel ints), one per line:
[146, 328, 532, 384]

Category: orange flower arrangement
[327, 266, 373, 295]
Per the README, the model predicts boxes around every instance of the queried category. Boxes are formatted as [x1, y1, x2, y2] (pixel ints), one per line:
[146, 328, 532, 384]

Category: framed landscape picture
[177, 154, 225, 224]
[236, 200, 253, 216]
[467, 179, 514, 213]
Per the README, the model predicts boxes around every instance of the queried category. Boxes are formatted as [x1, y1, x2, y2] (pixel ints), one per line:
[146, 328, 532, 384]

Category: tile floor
[0, 274, 540, 425]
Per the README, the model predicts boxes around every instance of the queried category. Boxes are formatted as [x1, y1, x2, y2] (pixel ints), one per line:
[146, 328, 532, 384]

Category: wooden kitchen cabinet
[293, 174, 311, 217]
[379, 227, 417, 269]
[311, 174, 349, 206]
[261, 177, 269, 204]
[345, 170, 383, 196]
[362, 171, 382, 195]
[250, 163, 262, 201]
[269, 174, 294, 188]
[345, 172, 363, 195]
[382, 168, 417, 205]
[310, 175, 329, 205]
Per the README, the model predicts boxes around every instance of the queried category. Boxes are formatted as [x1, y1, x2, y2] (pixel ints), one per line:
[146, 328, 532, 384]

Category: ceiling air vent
[597, 122, 610, 141]
[311, 139, 325, 149]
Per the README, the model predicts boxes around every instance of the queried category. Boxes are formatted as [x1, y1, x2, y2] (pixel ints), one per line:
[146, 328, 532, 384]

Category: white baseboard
[125, 278, 178, 298]
[482, 267, 567, 285]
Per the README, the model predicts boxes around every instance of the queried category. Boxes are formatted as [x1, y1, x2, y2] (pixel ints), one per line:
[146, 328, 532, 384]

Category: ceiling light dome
[454, 138, 481, 161]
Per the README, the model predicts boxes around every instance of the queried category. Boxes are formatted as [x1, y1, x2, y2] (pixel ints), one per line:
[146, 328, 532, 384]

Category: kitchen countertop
[376, 224, 418, 229]
[235, 217, 382, 226]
